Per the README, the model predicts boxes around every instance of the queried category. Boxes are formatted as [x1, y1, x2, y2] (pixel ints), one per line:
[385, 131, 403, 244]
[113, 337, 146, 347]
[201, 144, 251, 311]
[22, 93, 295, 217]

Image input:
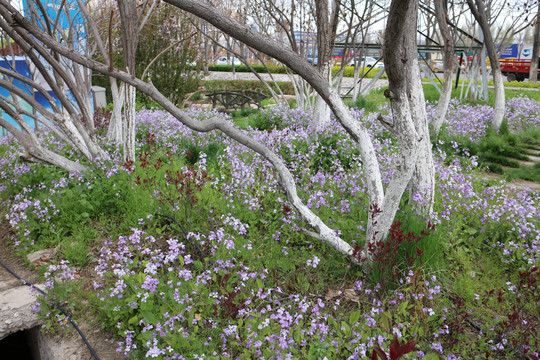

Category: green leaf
[398, 300, 409, 314]
[141, 311, 157, 324]
[137, 272, 146, 284]
[293, 329, 302, 344]
[341, 321, 352, 337]
[256, 279, 263, 289]
[349, 310, 361, 325]
[380, 312, 391, 333]
[128, 315, 139, 326]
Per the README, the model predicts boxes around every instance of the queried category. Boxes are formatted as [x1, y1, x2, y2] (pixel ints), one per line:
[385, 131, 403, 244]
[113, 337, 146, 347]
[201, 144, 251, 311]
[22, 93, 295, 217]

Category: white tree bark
[107, 80, 125, 144]
[116, 0, 139, 162]
[383, 0, 433, 222]
[313, 62, 331, 132]
[313, 0, 332, 132]
[123, 84, 136, 162]
[0, 104, 87, 172]
[491, 69, 506, 130]
[408, 67, 435, 214]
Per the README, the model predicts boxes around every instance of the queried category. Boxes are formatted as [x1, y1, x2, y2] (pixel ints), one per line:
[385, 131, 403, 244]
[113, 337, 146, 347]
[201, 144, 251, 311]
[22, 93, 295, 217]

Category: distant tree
[136, 4, 202, 105]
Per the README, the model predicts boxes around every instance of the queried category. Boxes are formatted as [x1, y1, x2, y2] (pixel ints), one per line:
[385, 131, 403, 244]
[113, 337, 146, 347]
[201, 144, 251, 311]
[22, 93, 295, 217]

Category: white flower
[306, 255, 320, 268]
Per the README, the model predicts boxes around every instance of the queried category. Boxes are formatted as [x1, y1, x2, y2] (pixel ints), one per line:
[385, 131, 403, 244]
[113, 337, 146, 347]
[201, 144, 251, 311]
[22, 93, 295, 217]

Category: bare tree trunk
[381, 0, 432, 223]
[529, 2, 540, 83]
[117, 0, 139, 162]
[432, 0, 455, 134]
[467, 0, 505, 132]
[313, 0, 332, 132]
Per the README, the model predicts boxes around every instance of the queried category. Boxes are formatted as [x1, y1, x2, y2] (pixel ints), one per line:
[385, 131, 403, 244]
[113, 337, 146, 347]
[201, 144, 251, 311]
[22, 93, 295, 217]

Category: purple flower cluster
[505, 96, 540, 133]
[426, 99, 493, 142]
[426, 95, 540, 143]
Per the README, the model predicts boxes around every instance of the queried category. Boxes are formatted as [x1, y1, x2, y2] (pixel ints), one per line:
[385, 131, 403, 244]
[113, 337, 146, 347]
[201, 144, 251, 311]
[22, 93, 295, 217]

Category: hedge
[207, 64, 386, 79]
[207, 64, 289, 74]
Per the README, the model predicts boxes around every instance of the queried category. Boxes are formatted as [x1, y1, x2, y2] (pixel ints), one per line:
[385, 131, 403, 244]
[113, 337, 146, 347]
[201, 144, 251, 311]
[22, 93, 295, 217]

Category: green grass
[352, 86, 389, 112]
[504, 162, 540, 182]
[436, 121, 540, 181]
[354, 82, 540, 112]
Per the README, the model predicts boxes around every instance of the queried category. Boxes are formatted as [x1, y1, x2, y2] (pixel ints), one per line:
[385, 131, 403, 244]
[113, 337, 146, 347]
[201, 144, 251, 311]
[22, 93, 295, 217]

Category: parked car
[352, 56, 384, 69]
[216, 56, 242, 66]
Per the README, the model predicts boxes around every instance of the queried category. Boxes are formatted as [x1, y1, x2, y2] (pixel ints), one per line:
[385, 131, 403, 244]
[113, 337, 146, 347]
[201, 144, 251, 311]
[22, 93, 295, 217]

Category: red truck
[500, 59, 539, 82]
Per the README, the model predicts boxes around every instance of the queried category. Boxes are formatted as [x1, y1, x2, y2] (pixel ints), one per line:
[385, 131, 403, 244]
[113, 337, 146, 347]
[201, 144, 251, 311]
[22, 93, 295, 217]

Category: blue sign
[499, 44, 519, 59]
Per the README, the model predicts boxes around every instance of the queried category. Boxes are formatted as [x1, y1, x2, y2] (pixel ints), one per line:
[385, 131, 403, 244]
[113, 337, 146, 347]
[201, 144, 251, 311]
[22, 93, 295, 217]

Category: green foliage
[135, 96, 165, 111]
[230, 107, 259, 119]
[135, 6, 201, 105]
[2, 102, 539, 358]
[515, 127, 540, 145]
[504, 162, 540, 182]
[206, 64, 386, 79]
[352, 86, 389, 112]
[207, 64, 288, 74]
[92, 5, 201, 105]
[311, 133, 361, 173]
[248, 113, 274, 131]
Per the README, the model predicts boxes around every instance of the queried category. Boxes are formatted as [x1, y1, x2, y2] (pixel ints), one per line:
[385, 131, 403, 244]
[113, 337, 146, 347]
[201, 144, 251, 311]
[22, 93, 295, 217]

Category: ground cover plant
[430, 96, 540, 182]
[0, 97, 539, 359]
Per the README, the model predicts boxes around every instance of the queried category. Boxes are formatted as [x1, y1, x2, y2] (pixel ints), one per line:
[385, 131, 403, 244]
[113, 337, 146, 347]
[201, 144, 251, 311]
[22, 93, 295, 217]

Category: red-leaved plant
[353, 204, 434, 290]
[371, 335, 418, 360]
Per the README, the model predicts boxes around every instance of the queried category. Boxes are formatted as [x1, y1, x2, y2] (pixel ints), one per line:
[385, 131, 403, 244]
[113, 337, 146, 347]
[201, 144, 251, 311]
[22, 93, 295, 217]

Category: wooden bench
[206, 89, 269, 111]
